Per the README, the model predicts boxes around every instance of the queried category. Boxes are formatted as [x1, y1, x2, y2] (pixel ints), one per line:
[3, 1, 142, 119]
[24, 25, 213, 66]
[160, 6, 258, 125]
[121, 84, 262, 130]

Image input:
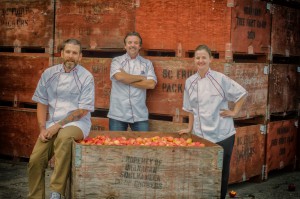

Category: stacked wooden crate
[0, 0, 299, 193]
[265, 3, 300, 176]
[0, 0, 54, 158]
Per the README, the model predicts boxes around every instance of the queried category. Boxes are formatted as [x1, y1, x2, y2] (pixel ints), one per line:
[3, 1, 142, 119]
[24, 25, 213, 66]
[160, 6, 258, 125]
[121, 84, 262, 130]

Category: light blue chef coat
[108, 53, 157, 123]
[183, 68, 247, 143]
[32, 64, 95, 138]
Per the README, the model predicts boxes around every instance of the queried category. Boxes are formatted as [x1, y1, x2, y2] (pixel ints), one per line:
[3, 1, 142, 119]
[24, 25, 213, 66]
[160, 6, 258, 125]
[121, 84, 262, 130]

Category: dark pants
[109, 118, 149, 131]
[216, 134, 235, 199]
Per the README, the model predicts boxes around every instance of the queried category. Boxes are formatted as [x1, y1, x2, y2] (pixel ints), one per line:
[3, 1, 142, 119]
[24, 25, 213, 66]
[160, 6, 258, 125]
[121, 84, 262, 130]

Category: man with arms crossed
[108, 32, 157, 131]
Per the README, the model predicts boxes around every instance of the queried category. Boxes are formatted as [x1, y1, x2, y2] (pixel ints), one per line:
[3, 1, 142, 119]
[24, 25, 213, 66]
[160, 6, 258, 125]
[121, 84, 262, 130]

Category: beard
[63, 60, 77, 70]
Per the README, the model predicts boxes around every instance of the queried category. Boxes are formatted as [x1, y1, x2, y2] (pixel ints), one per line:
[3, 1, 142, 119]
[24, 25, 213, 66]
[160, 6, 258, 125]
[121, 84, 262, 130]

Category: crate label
[115, 155, 163, 189]
[161, 69, 197, 93]
[270, 125, 295, 156]
[217, 150, 224, 169]
[75, 145, 82, 167]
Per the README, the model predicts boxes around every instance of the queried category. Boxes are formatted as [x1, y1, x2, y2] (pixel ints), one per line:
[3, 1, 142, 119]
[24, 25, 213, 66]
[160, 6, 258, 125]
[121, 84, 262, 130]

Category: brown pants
[27, 126, 83, 199]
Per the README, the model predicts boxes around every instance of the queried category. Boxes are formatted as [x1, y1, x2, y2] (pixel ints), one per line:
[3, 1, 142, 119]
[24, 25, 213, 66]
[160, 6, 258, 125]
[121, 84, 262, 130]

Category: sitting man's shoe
[50, 192, 61, 199]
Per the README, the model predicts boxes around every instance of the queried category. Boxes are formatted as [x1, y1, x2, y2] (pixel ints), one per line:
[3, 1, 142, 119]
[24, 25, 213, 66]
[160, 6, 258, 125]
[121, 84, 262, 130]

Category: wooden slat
[266, 119, 298, 172]
[54, 0, 135, 52]
[71, 131, 223, 198]
[269, 64, 299, 113]
[229, 124, 265, 184]
[231, 0, 271, 54]
[0, 0, 54, 52]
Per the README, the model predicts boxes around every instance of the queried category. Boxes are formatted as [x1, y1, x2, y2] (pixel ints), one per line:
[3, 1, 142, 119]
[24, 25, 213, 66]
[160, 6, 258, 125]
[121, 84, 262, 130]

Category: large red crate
[266, 119, 298, 173]
[271, 5, 300, 56]
[0, 53, 50, 104]
[231, 0, 271, 55]
[269, 64, 299, 114]
[135, 0, 231, 57]
[54, 0, 135, 52]
[0, 0, 54, 52]
[229, 124, 265, 184]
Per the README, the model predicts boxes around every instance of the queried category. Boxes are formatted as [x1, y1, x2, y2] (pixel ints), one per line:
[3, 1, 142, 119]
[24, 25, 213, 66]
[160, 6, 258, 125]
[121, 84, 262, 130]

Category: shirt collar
[125, 53, 140, 61]
[197, 68, 211, 79]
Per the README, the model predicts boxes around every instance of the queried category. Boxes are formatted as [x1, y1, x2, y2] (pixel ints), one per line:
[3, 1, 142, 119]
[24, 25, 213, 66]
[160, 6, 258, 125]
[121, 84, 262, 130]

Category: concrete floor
[0, 159, 299, 199]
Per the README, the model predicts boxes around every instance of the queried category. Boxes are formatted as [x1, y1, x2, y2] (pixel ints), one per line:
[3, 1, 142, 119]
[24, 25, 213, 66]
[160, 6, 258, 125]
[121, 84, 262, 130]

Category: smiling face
[194, 49, 212, 74]
[124, 35, 141, 59]
[61, 43, 82, 72]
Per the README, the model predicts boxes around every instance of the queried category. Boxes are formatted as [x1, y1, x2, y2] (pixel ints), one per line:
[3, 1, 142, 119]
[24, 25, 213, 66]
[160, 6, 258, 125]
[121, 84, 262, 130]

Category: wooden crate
[266, 119, 298, 173]
[54, 0, 135, 52]
[271, 4, 300, 56]
[147, 58, 268, 120]
[0, 53, 50, 105]
[229, 124, 266, 184]
[0, 0, 54, 52]
[269, 64, 299, 114]
[231, 0, 271, 55]
[70, 131, 223, 198]
[135, 0, 231, 57]
[0, 107, 38, 158]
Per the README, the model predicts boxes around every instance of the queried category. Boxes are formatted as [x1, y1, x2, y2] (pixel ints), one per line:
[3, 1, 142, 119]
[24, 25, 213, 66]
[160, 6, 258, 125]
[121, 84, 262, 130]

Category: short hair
[60, 39, 82, 53]
[124, 31, 143, 45]
[194, 44, 212, 57]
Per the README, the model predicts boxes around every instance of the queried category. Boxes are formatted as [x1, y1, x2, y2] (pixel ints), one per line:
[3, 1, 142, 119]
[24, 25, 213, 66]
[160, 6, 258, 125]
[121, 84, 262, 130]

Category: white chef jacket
[107, 53, 157, 123]
[183, 69, 247, 143]
[32, 64, 95, 138]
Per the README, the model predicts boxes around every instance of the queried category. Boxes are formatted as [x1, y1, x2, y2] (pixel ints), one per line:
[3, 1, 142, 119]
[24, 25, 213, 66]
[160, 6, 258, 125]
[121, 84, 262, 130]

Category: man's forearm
[58, 109, 89, 126]
[130, 79, 156, 89]
[114, 71, 145, 85]
[37, 103, 48, 130]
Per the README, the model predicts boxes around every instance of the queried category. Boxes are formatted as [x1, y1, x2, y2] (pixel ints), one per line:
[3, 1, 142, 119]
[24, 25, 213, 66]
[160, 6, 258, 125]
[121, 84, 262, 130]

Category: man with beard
[107, 32, 157, 131]
[28, 39, 95, 199]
